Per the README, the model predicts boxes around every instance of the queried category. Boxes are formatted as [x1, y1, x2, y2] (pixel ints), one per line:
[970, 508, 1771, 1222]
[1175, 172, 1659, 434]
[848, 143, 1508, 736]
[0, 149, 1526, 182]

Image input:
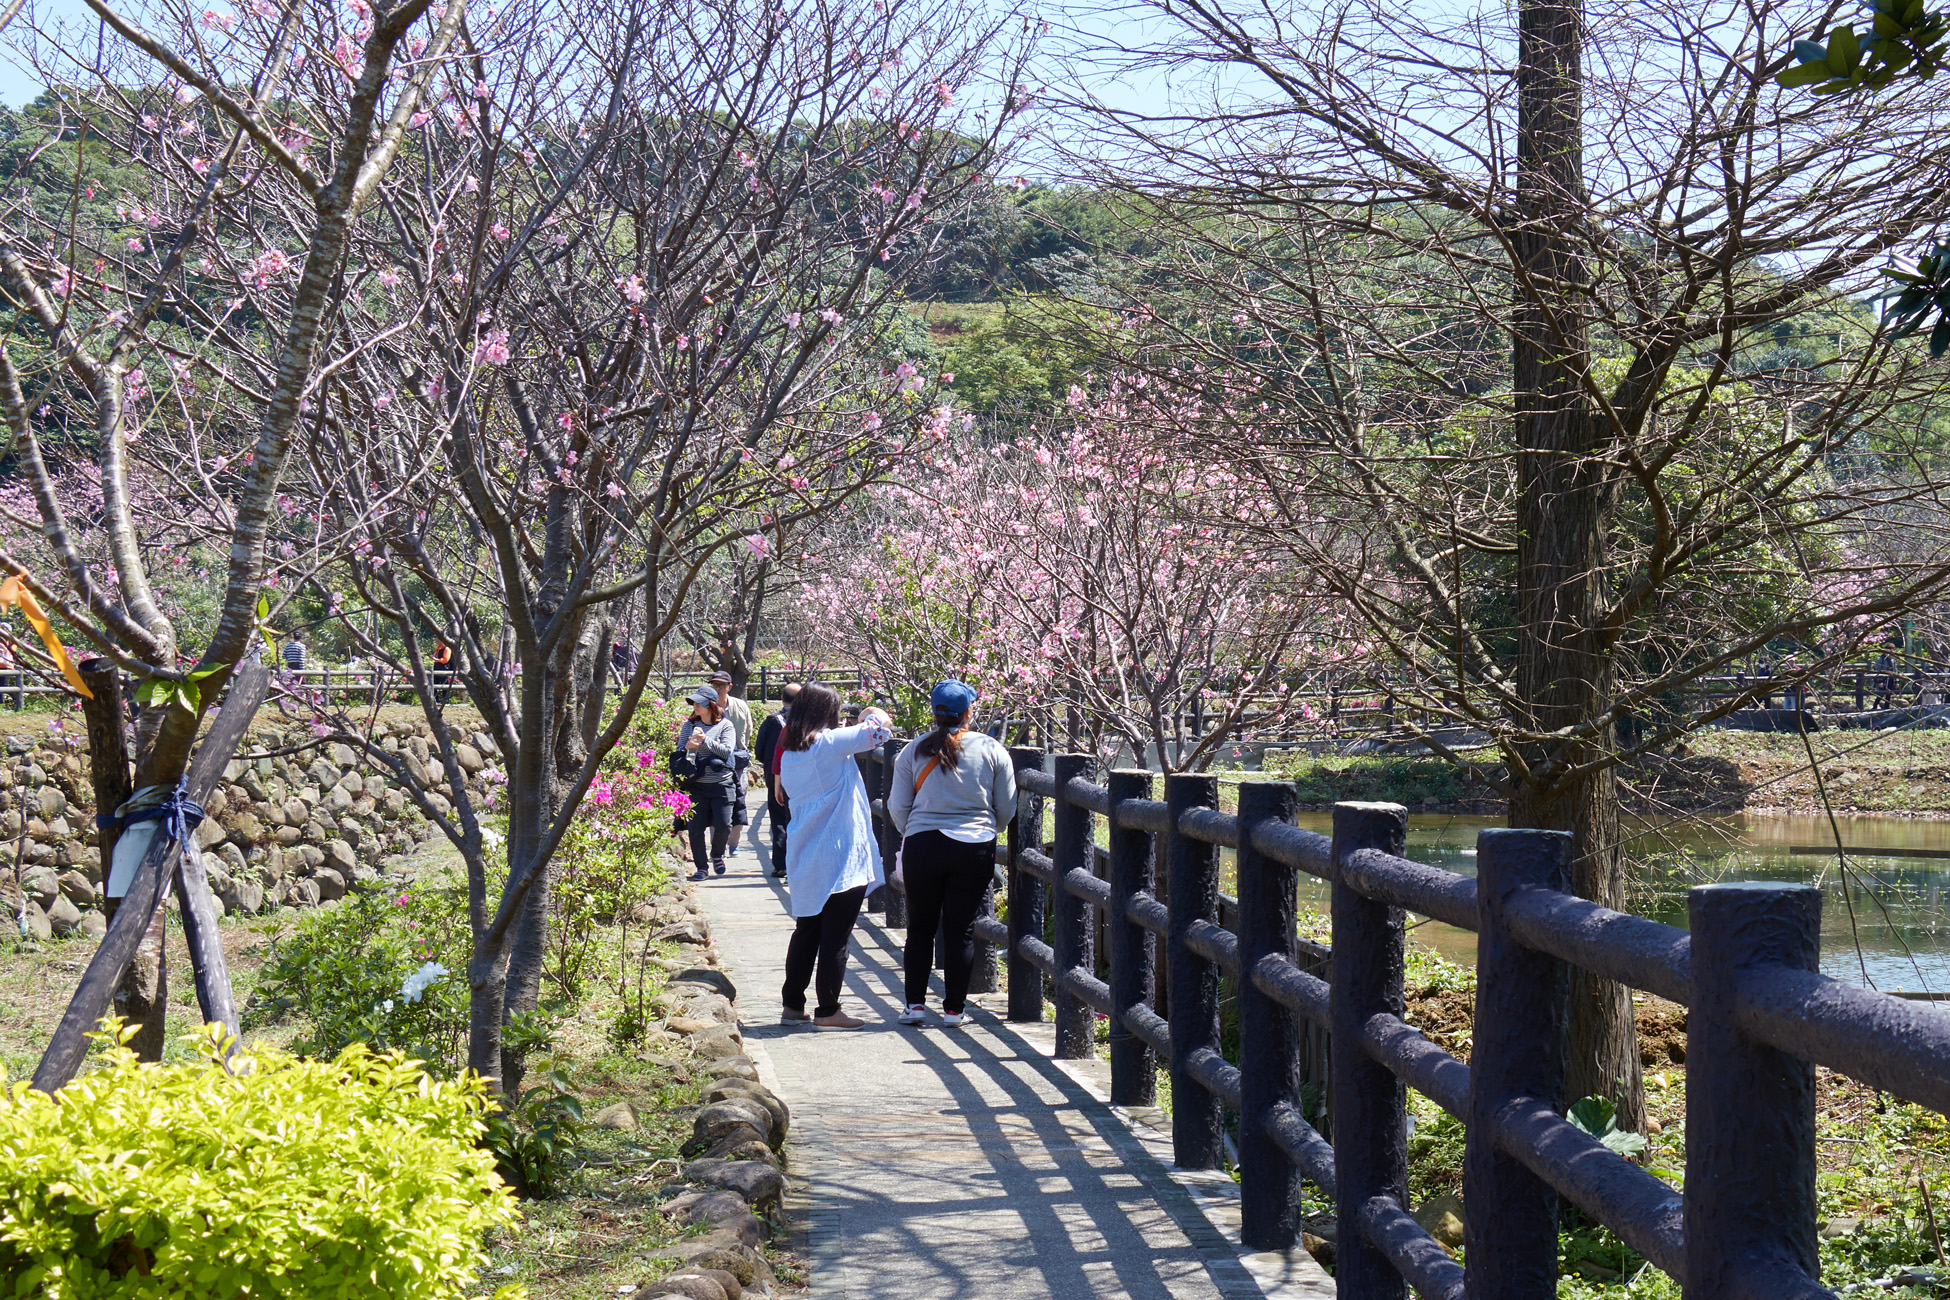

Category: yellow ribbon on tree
[0, 574, 93, 699]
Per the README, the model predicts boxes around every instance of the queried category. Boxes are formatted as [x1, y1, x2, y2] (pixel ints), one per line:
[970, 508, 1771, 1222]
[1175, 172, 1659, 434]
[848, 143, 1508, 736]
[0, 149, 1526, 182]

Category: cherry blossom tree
[204, 0, 1024, 1086]
[801, 383, 1348, 769]
[0, 0, 464, 1082]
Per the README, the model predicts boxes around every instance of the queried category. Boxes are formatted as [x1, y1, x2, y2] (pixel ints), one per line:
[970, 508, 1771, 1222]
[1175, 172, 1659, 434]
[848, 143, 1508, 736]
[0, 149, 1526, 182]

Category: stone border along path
[697, 831, 1335, 1300]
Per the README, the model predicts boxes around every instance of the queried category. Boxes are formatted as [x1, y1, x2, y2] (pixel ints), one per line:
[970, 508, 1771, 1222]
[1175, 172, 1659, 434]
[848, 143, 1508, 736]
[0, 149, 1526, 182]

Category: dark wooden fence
[853, 742, 1950, 1300]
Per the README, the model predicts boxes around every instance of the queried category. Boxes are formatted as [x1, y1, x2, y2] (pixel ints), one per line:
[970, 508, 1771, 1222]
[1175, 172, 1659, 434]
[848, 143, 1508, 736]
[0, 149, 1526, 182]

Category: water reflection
[1271, 812, 1950, 992]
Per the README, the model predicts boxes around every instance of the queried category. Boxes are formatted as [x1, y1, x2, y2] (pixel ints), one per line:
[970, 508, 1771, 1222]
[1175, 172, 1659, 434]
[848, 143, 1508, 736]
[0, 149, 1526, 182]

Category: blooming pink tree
[801, 382, 1352, 770]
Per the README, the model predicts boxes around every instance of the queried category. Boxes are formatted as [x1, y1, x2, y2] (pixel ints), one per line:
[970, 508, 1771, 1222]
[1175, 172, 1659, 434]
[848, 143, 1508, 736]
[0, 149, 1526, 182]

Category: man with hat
[707, 670, 755, 859]
[678, 684, 738, 879]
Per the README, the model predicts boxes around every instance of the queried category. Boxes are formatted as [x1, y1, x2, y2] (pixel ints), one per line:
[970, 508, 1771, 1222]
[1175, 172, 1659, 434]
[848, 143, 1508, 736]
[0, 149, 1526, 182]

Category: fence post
[1106, 769, 1156, 1107]
[1007, 747, 1046, 1022]
[1237, 779, 1304, 1250]
[1166, 772, 1224, 1170]
[759, 666, 769, 703]
[1051, 753, 1094, 1060]
[1685, 882, 1821, 1298]
[1331, 801, 1409, 1300]
[1464, 827, 1574, 1300]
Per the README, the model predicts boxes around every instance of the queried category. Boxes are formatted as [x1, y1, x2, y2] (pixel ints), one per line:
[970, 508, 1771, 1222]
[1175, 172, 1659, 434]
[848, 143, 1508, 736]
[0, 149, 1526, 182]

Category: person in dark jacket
[678, 685, 737, 880]
[753, 682, 800, 878]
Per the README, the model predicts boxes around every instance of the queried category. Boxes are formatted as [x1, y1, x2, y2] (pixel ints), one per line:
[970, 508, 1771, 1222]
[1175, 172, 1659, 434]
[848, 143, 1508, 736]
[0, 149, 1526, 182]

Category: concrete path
[693, 831, 1334, 1300]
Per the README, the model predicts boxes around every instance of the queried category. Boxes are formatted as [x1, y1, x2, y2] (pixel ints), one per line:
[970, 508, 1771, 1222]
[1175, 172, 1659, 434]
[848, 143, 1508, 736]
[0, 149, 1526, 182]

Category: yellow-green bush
[0, 1031, 521, 1299]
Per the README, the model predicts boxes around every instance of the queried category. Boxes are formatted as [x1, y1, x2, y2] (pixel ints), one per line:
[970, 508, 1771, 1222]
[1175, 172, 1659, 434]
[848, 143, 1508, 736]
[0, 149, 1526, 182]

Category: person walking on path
[753, 682, 800, 878]
[888, 680, 1016, 1028]
[709, 670, 756, 859]
[678, 685, 738, 880]
[778, 683, 892, 1029]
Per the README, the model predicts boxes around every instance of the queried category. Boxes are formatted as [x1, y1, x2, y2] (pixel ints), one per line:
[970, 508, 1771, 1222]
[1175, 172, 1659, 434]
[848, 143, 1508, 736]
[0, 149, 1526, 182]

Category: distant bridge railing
[854, 742, 1950, 1300]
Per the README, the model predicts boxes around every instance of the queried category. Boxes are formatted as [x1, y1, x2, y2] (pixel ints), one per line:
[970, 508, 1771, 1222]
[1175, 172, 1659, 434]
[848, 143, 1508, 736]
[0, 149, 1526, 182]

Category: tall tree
[1066, 0, 1950, 1126]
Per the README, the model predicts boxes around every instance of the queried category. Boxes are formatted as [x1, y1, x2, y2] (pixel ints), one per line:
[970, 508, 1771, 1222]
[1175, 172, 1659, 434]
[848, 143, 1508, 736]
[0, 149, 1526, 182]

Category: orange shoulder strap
[911, 731, 966, 795]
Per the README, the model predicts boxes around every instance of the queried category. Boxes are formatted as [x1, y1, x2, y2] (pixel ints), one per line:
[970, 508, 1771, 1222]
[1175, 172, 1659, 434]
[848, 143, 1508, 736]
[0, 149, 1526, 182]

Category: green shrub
[0, 1029, 520, 1299]
[245, 881, 471, 1075]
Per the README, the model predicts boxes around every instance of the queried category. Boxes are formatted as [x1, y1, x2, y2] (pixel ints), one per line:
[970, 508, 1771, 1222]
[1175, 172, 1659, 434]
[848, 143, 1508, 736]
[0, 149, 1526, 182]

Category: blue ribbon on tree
[99, 780, 207, 899]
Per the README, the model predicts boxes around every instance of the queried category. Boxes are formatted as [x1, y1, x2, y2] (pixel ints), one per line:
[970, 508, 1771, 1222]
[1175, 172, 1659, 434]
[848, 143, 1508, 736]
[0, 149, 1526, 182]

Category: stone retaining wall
[1, 718, 507, 941]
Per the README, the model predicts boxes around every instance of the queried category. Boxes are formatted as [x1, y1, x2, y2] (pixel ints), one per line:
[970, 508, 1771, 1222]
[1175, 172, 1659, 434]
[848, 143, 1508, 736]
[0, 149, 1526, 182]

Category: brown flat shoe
[812, 1012, 865, 1030]
[780, 1007, 811, 1023]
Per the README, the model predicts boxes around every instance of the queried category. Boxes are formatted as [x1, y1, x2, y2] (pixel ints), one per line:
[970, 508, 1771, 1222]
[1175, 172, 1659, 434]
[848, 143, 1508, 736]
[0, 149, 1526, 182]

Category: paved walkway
[694, 832, 1333, 1300]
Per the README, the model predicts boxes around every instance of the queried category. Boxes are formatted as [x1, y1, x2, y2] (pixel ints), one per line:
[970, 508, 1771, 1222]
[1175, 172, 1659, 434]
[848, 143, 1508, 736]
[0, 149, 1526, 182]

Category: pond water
[1279, 812, 1950, 993]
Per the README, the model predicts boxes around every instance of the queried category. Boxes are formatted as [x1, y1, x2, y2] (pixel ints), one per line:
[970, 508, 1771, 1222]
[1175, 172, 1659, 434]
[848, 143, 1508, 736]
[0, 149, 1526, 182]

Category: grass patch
[1258, 751, 1502, 810]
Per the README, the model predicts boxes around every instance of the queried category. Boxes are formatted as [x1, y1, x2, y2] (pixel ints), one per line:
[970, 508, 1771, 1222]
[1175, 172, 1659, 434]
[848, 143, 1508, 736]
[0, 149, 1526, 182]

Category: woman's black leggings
[901, 830, 996, 1014]
[781, 885, 868, 1018]
[686, 789, 732, 875]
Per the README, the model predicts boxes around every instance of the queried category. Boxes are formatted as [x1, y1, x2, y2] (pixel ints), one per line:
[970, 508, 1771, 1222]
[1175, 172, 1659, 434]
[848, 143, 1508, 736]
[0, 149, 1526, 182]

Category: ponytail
[914, 710, 967, 769]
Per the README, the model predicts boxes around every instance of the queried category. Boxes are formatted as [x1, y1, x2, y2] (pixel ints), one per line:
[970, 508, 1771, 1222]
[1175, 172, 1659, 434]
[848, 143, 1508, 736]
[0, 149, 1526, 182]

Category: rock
[19, 899, 51, 941]
[311, 867, 347, 902]
[285, 877, 321, 907]
[203, 786, 229, 820]
[678, 993, 737, 1024]
[667, 1016, 717, 1036]
[700, 1213, 764, 1248]
[56, 870, 96, 909]
[216, 868, 264, 916]
[407, 734, 430, 763]
[655, 917, 710, 946]
[683, 1159, 784, 1212]
[702, 1082, 789, 1147]
[36, 786, 66, 820]
[331, 742, 359, 768]
[660, 1189, 751, 1226]
[1302, 1230, 1335, 1269]
[45, 816, 71, 840]
[636, 1274, 727, 1300]
[193, 816, 227, 850]
[674, 1240, 761, 1287]
[217, 842, 249, 875]
[669, 967, 737, 1000]
[4, 735, 31, 756]
[24, 817, 49, 843]
[46, 894, 82, 937]
[1413, 1193, 1465, 1252]
[324, 839, 358, 873]
[703, 1137, 777, 1166]
[691, 1269, 745, 1300]
[591, 1102, 639, 1131]
[281, 797, 309, 826]
[688, 1027, 747, 1062]
[699, 1056, 759, 1083]
[1821, 1217, 1863, 1240]
[306, 758, 340, 789]
[79, 910, 107, 940]
[327, 784, 354, 814]
[455, 744, 485, 774]
[275, 826, 304, 847]
[21, 865, 58, 908]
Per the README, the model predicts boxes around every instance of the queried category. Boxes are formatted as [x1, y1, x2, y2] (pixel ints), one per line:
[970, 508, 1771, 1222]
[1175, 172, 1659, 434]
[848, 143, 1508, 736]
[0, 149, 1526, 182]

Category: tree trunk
[1507, 0, 1644, 1131]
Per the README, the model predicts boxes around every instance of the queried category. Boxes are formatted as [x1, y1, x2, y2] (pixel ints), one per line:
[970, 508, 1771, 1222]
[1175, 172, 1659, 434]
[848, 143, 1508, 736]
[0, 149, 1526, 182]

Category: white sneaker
[941, 1011, 968, 1028]
[897, 1005, 929, 1025]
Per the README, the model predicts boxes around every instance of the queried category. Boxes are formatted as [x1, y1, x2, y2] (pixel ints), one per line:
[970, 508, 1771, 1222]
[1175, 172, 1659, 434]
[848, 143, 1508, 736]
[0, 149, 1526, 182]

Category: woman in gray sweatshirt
[887, 679, 1017, 1027]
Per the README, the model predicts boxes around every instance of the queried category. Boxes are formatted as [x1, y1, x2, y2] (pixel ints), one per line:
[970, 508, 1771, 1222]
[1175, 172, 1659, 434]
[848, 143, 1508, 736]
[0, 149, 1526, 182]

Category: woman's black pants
[901, 830, 996, 1014]
[781, 885, 868, 1018]
[686, 789, 732, 875]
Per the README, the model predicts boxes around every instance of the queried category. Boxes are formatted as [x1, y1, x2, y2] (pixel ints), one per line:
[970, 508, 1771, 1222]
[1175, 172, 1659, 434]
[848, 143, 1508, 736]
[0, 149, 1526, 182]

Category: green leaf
[1793, 37, 1830, 62]
[1777, 61, 1833, 86]
[1567, 1094, 1647, 1158]
[1829, 24, 1862, 72]
[1931, 314, 1950, 357]
[256, 592, 270, 622]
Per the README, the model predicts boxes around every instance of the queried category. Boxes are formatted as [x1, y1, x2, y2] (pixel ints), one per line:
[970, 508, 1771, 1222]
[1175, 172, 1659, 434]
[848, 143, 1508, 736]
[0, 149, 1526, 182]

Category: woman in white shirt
[777, 683, 892, 1029]
[887, 680, 1016, 1028]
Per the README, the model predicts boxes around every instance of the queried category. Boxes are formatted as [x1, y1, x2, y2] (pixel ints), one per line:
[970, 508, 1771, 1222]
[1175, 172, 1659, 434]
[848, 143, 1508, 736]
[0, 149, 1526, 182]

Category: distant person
[888, 680, 1016, 1029]
[777, 684, 892, 1029]
[431, 639, 455, 703]
[753, 682, 801, 878]
[281, 629, 308, 673]
[677, 685, 738, 880]
[1874, 650, 1897, 711]
[709, 670, 756, 860]
[611, 637, 636, 685]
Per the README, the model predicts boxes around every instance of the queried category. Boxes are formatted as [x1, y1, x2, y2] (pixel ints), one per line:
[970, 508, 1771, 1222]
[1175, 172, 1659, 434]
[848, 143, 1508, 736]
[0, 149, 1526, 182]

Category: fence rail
[848, 741, 1950, 1300]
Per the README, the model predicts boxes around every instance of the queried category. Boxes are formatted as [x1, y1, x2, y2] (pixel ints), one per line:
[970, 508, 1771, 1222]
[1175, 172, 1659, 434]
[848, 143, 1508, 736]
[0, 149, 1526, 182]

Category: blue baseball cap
[930, 679, 978, 718]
